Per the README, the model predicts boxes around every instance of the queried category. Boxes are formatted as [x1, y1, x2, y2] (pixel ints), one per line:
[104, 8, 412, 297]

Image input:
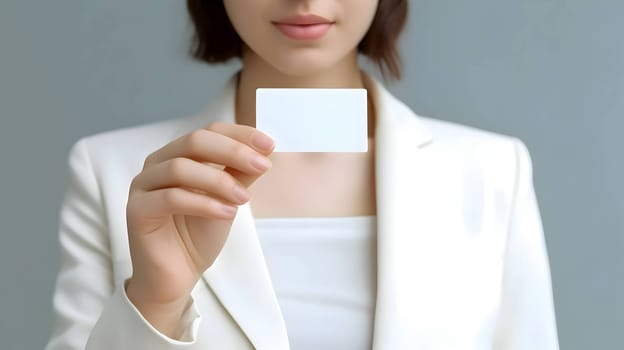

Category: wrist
[125, 279, 192, 339]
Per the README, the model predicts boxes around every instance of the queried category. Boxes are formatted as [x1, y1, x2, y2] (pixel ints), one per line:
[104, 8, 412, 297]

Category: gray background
[1, 0, 622, 349]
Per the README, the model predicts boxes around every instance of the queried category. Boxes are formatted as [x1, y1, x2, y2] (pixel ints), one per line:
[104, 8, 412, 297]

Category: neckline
[254, 215, 377, 224]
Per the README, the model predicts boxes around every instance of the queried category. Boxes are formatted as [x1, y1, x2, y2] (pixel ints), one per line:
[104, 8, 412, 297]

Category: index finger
[206, 122, 275, 156]
[144, 122, 275, 170]
[206, 122, 277, 188]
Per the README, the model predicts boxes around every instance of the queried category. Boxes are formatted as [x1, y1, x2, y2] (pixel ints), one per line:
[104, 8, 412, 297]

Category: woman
[46, 0, 559, 349]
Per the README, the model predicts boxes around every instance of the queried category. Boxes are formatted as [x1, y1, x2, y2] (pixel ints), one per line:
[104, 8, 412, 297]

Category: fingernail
[251, 132, 275, 152]
[250, 156, 271, 172]
[232, 186, 250, 203]
[221, 204, 238, 218]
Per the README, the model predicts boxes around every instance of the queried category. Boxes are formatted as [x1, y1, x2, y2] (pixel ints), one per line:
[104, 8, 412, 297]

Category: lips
[272, 14, 335, 41]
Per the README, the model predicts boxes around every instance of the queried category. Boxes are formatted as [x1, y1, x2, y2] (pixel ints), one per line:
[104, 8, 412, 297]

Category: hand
[125, 122, 275, 337]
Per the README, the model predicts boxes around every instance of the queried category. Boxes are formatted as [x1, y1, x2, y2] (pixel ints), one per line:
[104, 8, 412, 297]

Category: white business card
[256, 88, 368, 152]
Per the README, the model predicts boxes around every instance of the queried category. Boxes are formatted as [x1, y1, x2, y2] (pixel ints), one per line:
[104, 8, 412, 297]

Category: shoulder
[86, 115, 201, 154]
[66, 114, 210, 178]
[372, 77, 529, 170]
[77, 112, 209, 156]
[69, 75, 234, 169]
[415, 115, 534, 191]
[421, 116, 520, 150]
[421, 115, 530, 162]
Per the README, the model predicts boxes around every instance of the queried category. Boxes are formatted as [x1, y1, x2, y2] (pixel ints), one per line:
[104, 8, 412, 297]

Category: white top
[255, 216, 377, 350]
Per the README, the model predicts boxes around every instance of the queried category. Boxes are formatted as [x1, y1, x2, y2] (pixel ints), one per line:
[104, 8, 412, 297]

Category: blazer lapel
[197, 76, 290, 350]
[368, 78, 440, 349]
[201, 203, 290, 350]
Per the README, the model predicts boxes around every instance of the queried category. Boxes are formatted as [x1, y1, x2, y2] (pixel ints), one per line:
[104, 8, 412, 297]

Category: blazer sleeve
[492, 139, 560, 349]
[46, 138, 202, 350]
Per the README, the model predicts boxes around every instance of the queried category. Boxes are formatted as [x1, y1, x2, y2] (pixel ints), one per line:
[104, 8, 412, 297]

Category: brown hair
[186, 0, 408, 80]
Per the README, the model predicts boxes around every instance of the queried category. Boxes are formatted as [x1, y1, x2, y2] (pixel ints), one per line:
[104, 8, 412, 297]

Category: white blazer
[46, 74, 559, 349]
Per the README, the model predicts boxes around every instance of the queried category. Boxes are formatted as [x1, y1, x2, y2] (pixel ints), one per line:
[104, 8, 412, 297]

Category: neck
[234, 46, 375, 138]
